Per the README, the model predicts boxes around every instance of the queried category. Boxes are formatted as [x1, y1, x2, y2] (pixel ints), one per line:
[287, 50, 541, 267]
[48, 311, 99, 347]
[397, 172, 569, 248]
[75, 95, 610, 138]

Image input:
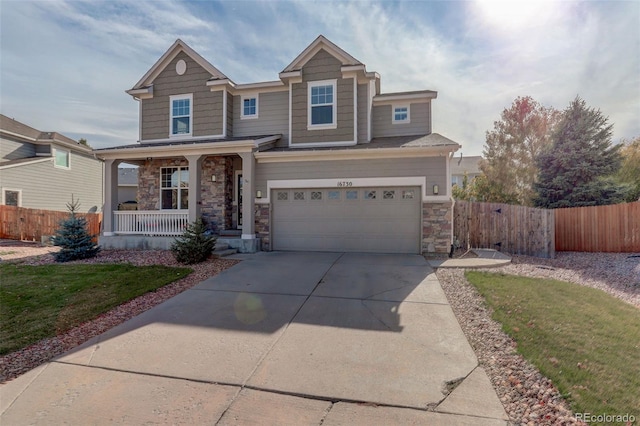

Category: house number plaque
[337, 181, 353, 187]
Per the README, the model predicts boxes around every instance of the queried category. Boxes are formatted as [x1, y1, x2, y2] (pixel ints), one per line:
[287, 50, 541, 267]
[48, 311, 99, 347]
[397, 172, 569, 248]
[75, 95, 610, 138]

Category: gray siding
[255, 156, 447, 195]
[1, 148, 103, 212]
[36, 145, 51, 155]
[226, 92, 233, 137]
[291, 49, 354, 145]
[232, 91, 289, 144]
[1, 137, 35, 160]
[357, 83, 368, 143]
[372, 102, 431, 138]
[140, 51, 224, 141]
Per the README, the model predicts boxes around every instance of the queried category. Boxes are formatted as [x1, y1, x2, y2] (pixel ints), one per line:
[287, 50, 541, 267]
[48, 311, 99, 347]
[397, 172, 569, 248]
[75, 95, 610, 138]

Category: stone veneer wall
[422, 202, 453, 254]
[255, 204, 270, 251]
[137, 156, 234, 233]
[200, 156, 233, 232]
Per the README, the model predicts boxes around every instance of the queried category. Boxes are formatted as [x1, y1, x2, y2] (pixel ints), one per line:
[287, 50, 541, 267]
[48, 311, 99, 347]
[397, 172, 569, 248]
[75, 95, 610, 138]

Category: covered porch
[94, 136, 279, 252]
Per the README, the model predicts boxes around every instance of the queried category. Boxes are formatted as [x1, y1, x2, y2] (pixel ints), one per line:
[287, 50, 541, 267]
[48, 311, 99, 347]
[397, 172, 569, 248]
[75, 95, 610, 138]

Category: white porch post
[239, 152, 256, 239]
[185, 154, 203, 223]
[103, 159, 121, 235]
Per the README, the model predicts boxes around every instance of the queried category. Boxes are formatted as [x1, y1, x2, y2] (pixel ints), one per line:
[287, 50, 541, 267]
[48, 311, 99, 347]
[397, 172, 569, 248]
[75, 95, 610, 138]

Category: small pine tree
[52, 196, 100, 262]
[171, 217, 217, 264]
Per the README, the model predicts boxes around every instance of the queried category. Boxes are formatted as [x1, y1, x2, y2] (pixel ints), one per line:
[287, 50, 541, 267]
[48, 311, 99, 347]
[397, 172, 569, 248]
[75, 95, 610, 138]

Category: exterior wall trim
[0, 157, 52, 170]
[257, 176, 444, 204]
[255, 147, 455, 163]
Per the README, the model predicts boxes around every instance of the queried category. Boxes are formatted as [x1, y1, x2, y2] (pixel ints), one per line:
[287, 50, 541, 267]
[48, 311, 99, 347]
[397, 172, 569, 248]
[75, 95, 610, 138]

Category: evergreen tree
[52, 196, 100, 262]
[534, 97, 626, 208]
[480, 96, 559, 206]
[171, 217, 217, 264]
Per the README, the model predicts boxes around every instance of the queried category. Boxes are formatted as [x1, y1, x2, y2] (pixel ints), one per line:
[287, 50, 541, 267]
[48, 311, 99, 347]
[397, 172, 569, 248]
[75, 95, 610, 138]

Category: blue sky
[1, 0, 638, 155]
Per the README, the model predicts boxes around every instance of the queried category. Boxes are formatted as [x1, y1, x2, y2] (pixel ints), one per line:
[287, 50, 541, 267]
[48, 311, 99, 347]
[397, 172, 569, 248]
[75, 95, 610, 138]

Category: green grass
[465, 271, 640, 422]
[0, 263, 191, 355]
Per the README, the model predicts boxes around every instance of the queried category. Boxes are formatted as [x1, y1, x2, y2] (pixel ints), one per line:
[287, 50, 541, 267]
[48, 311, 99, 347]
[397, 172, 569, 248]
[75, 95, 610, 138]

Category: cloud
[1, 0, 638, 154]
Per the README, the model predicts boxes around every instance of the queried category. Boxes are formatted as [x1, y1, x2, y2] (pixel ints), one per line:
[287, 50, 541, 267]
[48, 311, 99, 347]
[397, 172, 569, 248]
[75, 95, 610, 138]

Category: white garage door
[272, 186, 421, 253]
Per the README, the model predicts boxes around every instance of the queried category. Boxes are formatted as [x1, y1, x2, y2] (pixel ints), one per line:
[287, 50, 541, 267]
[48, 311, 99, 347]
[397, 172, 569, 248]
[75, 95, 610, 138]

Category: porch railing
[113, 210, 189, 236]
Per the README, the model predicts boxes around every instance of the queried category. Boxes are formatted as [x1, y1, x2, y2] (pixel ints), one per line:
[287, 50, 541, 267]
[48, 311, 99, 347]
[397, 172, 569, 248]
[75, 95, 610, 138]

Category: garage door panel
[272, 187, 421, 254]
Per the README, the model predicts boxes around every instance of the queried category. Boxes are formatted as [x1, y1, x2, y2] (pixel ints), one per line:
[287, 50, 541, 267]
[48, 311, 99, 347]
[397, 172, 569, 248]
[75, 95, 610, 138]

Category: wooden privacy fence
[0, 205, 102, 242]
[554, 201, 640, 252]
[454, 201, 555, 258]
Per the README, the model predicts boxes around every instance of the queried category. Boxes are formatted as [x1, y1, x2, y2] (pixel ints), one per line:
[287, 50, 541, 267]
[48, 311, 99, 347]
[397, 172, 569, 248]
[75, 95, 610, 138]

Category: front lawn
[466, 271, 640, 421]
[0, 263, 191, 355]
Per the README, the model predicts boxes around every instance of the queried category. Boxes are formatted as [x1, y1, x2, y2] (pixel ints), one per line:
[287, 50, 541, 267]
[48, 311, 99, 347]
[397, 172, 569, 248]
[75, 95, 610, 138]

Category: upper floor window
[54, 148, 70, 168]
[308, 79, 337, 130]
[241, 95, 258, 119]
[161, 167, 189, 209]
[393, 105, 410, 124]
[170, 94, 192, 136]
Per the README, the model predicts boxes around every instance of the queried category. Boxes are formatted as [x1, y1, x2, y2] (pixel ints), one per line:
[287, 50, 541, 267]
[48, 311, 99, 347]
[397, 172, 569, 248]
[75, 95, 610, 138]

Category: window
[277, 191, 288, 201]
[365, 190, 377, 200]
[170, 94, 192, 136]
[383, 190, 395, 199]
[402, 189, 415, 199]
[392, 105, 410, 123]
[308, 80, 337, 129]
[328, 190, 340, 200]
[2, 189, 21, 206]
[346, 190, 358, 200]
[54, 148, 70, 168]
[161, 167, 189, 209]
[294, 191, 305, 200]
[241, 95, 258, 119]
[311, 191, 322, 200]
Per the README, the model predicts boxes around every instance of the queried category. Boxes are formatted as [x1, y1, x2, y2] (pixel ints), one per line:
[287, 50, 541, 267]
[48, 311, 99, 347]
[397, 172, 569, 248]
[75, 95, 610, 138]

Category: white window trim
[169, 93, 193, 138]
[240, 94, 259, 119]
[160, 166, 189, 210]
[307, 79, 337, 130]
[392, 104, 410, 124]
[54, 147, 70, 169]
[2, 188, 22, 206]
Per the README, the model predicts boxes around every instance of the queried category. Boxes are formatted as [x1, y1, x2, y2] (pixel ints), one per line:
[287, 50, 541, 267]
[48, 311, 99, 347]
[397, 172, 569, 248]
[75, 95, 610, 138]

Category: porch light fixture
[211, 175, 216, 182]
[433, 184, 439, 195]
[256, 190, 262, 198]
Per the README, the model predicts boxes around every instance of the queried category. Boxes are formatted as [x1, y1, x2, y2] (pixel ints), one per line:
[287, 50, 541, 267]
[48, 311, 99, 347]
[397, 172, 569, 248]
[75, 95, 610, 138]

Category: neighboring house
[95, 36, 461, 254]
[118, 167, 138, 205]
[0, 115, 103, 213]
[451, 154, 482, 187]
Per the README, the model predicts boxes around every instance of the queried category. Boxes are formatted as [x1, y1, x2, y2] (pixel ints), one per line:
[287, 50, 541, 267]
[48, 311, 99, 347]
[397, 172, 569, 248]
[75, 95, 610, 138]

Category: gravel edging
[0, 250, 239, 383]
[437, 268, 585, 426]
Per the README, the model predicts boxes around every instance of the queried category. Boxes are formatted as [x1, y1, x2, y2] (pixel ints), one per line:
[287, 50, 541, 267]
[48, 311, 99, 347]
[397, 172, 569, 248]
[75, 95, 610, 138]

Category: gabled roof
[0, 114, 92, 153]
[129, 39, 230, 91]
[281, 35, 363, 73]
[0, 114, 42, 140]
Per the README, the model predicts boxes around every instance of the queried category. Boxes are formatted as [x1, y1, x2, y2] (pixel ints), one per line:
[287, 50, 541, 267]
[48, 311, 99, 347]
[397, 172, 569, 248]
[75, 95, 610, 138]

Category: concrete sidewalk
[1, 252, 508, 425]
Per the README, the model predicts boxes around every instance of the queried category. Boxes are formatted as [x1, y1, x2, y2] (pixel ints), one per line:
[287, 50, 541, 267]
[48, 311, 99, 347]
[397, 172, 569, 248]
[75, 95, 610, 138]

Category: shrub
[52, 196, 100, 262]
[171, 217, 216, 264]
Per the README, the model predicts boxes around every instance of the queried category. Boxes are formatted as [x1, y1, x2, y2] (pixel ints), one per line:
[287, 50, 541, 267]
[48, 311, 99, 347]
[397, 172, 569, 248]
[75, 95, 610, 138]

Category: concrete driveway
[1, 252, 508, 425]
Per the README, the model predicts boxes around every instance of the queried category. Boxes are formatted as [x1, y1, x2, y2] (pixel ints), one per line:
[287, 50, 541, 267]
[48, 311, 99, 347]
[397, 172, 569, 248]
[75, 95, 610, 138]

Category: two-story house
[95, 36, 461, 254]
[0, 115, 103, 213]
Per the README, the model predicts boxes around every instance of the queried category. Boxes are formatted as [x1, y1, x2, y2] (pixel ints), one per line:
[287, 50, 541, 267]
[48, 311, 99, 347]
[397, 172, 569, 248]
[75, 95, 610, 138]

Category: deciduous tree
[615, 136, 640, 202]
[480, 96, 558, 205]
